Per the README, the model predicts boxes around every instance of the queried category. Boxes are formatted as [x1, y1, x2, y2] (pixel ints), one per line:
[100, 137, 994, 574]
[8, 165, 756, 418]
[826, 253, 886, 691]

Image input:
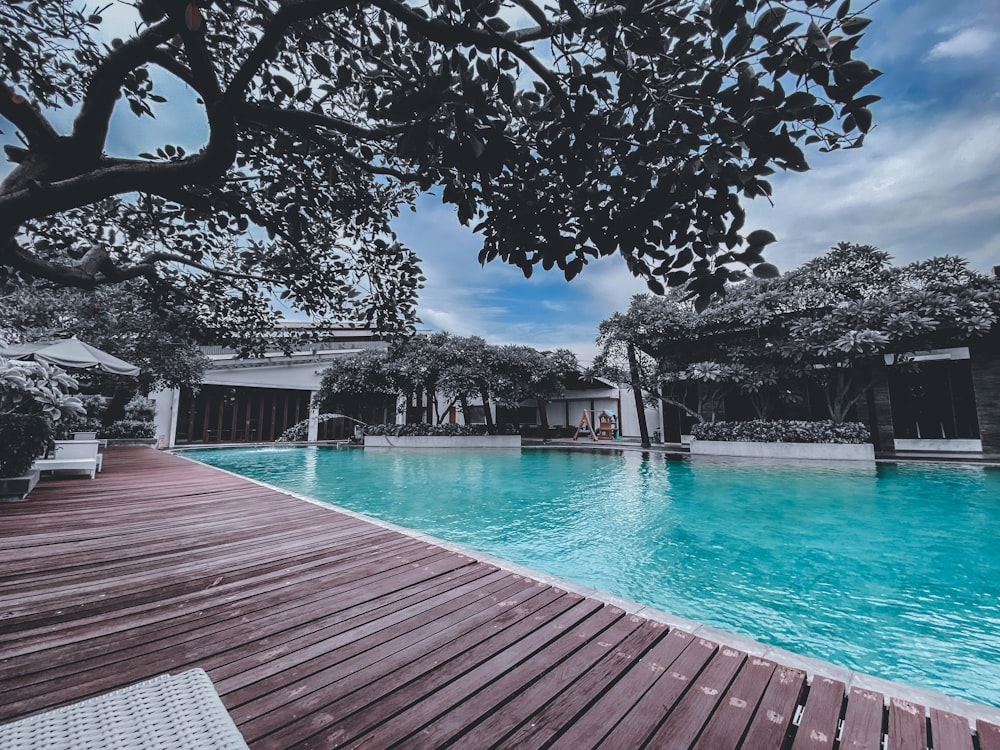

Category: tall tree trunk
[537, 398, 550, 440]
[627, 343, 651, 448]
[100, 389, 134, 427]
[479, 387, 494, 429]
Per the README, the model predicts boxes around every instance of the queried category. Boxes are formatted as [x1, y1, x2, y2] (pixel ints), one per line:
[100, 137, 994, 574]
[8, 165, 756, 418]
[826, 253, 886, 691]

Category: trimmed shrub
[364, 423, 520, 437]
[691, 419, 871, 444]
[0, 413, 53, 476]
[103, 419, 155, 439]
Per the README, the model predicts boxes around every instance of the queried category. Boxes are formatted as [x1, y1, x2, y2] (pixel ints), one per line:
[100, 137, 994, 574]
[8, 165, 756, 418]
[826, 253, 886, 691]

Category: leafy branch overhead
[1, 0, 880, 330]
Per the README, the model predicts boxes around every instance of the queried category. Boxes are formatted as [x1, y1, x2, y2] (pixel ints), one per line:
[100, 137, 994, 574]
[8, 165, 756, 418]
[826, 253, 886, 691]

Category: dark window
[888, 359, 980, 440]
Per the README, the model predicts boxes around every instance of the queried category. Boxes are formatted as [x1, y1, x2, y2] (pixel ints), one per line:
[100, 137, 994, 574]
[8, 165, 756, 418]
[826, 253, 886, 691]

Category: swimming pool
[189, 446, 1000, 708]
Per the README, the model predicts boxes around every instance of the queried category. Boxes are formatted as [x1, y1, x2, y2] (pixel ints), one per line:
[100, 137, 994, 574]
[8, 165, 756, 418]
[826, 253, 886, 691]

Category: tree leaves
[2, 0, 881, 336]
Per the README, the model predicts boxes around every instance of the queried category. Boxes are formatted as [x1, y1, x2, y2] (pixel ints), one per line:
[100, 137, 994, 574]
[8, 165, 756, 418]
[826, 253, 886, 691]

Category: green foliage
[364, 422, 518, 436]
[0, 357, 85, 422]
[102, 419, 156, 439]
[314, 350, 399, 419]
[595, 244, 1000, 423]
[316, 333, 578, 425]
[0, 284, 208, 392]
[1, 0, 880, 327]
[53, 394, 106, 438]
[692, 419, 870, 444]
[0, 413, 52, 476]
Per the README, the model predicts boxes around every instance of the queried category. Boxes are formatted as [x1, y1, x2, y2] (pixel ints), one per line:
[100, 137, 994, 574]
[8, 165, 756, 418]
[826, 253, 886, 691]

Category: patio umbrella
[1, 338, 140, 376]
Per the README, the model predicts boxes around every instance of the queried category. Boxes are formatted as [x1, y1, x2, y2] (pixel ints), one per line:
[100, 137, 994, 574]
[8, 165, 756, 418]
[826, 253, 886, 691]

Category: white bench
[32, 457, 98, 479]
[54, 440, 103, 472]
[32, 440, 103, 479]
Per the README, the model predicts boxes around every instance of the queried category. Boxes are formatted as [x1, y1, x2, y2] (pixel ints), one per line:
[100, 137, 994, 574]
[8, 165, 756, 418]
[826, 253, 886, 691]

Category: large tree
[595, 244, 1000, 425]
[0, 283, 208, 397]
[2, 0, 879, 332]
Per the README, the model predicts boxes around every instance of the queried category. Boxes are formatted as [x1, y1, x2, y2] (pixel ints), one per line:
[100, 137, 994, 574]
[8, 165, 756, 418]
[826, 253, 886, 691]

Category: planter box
[689, 439, 874, 461]
[0, 469, 41, 501]
[364, 435, 521, 449]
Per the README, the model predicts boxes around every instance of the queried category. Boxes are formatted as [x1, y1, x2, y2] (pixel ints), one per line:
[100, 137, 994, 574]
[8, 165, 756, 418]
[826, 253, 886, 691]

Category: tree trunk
[627, 344, 650, 448]
[100, 389, 133, 427]
[537, 398, 550, 440]
[479, 387, 494, 429]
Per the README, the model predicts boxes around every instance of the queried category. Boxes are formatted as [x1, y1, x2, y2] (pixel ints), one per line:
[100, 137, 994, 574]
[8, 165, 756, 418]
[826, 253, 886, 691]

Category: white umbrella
[1, 338, 140, 376]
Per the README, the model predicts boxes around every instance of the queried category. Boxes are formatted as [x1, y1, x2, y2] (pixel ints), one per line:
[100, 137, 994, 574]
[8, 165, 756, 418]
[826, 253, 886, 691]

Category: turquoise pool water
[189, 446, 1000, 707]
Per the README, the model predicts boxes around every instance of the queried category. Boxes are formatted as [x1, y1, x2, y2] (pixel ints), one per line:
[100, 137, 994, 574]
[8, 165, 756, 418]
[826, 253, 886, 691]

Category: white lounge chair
[32, 440, 102, 479]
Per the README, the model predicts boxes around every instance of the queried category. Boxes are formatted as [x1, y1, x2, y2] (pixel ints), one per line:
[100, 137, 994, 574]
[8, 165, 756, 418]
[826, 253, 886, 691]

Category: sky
[6, 0, 999, 363]
[387, 0, 1000, 362]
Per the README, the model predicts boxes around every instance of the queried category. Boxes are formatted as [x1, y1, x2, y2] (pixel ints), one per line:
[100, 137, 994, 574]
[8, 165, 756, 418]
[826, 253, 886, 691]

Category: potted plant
[1, 357, 86, 499]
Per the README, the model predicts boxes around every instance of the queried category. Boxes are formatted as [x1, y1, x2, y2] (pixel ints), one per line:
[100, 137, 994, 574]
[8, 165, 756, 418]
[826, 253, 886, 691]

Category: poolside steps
[2, 446, 999, 749]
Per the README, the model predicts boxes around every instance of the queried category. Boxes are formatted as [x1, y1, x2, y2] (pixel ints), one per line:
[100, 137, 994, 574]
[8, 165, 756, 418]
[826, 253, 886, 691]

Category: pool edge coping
[172, 447, 1000, 728]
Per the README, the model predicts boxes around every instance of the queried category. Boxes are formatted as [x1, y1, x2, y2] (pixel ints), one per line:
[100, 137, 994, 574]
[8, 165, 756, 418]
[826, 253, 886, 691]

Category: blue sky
[6, 0, 999, 362]
[390, 0, 1000, 361]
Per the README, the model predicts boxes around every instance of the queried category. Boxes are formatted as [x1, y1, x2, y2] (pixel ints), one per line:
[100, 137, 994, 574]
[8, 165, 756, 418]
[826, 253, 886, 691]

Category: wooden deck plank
[0, 447, 992, 750]
[887, 698, 927, 750]
[691, 655, 776, 749]
[929, 707, 974, 750]
[547, 626, 694, 750]
[597, 635, 718, 748]
[1, 562, 500, 703]
[321, 596, 606, 748]
[406, 604, 634, 749]
[230, 581, 565, 742]
[977, 719, 1000, 750]
[790, 676, 846, 750]
[252, 592, 594, 748]
[740, 665, 807, 750]
[479, 618, 668, 750]
[839, 687, 885, 750]
[643, 644, 746, 748]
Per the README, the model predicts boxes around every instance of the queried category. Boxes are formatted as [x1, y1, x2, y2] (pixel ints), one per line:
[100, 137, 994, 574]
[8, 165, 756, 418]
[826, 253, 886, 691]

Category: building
[153, 325, 388, 448]
[153, 326, 662, 447]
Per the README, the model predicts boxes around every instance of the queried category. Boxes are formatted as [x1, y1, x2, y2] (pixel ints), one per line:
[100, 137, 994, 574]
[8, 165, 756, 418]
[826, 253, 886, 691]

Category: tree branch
[71, 17, 180, 158]
[0, 83, 61, 152]
[508, 4, 627, 43]
[236, 101, 407, 140]
[368, 0, 574, 119]
[225, 0, 359, 103]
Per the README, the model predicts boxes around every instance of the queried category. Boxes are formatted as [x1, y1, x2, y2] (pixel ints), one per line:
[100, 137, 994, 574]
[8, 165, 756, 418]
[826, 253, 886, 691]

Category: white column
[307, 393, 319, 441]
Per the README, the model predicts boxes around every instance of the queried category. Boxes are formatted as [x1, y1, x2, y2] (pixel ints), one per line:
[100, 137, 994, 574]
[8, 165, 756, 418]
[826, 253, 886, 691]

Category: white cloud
[742, 109, 1000, 273]
[927, 28, 997, 60]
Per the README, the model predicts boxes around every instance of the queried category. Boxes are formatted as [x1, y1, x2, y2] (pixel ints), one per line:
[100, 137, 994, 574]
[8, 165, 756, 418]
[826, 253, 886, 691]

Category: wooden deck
[2, 447, 998, 749]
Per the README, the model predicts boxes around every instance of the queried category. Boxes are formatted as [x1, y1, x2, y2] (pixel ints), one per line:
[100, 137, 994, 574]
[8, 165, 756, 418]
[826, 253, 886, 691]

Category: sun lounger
[0, 669, 250, 749]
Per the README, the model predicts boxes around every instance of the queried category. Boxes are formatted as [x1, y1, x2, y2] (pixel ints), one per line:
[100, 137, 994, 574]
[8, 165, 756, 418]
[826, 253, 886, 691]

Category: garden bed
[363, 435, 521, 448]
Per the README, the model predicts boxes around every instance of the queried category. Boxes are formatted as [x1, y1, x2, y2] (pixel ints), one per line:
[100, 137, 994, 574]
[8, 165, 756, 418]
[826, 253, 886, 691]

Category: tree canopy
[0, 282, 208, 395]
[315, 332, 578, 423]
[594, 244, 1000, 423]
[2, 0, 880, 333]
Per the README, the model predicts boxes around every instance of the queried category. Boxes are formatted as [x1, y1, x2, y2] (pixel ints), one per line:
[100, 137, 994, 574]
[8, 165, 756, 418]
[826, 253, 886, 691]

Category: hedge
[691, 419, 871, 444]
[363, 423, 520, 437]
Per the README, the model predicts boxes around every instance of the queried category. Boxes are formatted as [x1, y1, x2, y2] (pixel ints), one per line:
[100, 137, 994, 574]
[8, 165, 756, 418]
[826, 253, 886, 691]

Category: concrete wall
[689, 439, 875, 461]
